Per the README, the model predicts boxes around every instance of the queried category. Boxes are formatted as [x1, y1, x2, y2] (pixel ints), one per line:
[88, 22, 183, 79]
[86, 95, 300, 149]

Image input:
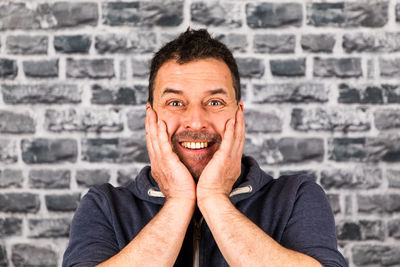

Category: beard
[171, 130, 222, 180]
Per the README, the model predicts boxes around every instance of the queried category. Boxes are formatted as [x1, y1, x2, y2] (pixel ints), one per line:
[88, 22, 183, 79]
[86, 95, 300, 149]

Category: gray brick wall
[0, 0, 399, 266]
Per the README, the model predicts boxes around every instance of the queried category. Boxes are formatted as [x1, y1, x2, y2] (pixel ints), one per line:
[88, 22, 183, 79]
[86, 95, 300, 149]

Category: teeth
[181, 142, 209, 149]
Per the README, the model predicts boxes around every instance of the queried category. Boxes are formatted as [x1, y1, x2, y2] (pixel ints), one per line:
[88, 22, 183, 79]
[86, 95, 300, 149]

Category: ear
[146, 102, 151, 110]
[238, 101, 244, 112]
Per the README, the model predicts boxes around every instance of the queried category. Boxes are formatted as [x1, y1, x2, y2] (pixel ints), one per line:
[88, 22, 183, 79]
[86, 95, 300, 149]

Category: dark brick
[337, 220, 384, 241]
[103, 2, 183, 27]
[388, 169, 400, 188]
[11, 244, 57, 267]
[191, 2, 241, 27]
[67, 58, 114, 79]
[307, 2, 388, 28]
[336, 221, 361, 240]
[359, 220, 385, 241]
[29, 169, 70, 189]
[278, 138, 324, 163]
[321, 167, 382, 190]
[358, 194, 400, 213]
[0, 110, 35, 134]
[270, 58, 305, 77]
[0, 218, 22, 237]
[380, 58, 400, 77]
[366, 135, 400, 162]
[384, 84, 400, 103]
[117, 168, 141, 186]
[374, 109, 400, 130]
[244, 109, 282, 133]
[237, 58, 265, 78]
[76, 169, 110, 187]
[28, 218, 70, 238]
[326, 194, 341, 214]
[343, 33, 400, 53]
[127, 109, 146, 131]
[81, 137, 149, 163]
[338, 83, 384, 104]
[51, 2, 98, 28]
[6, 35, 48, 54]
[0, 139, 17, 163]
[0, 169, 23, 188]
[291, 107, 370, 132]
[388, 219, 400, 239]
[253, 83, 328, 103]
[2, 84, 81, 104]
[0, 244, 7, 266]
[54, 35, 91, 54]
[314, 57, 362, 78]
[216, 34, 248, 53]
[95, 33, 156, 54]
[0, 59, 17, 79]
[254, 34, 295, 54]
[301, 34, 335, 53]
[132, 58, 150, 78]
[328, 138, 366, 162]
[45, 108, 123, 132]
[45, 193, 80, 212]
[23, 59, 58, 78]
[0, 3, 41, 30]
[246, 3, 302, 28]
[21, 138, 78, 164]
[352, 245, 400, 266]
[397, 4, 400, 23]
[0, 193, 40, 213]
[91, 84, 147, 105]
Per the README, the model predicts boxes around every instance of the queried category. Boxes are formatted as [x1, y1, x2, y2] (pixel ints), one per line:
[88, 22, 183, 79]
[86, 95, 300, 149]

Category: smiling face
[151, 58, 243, 179]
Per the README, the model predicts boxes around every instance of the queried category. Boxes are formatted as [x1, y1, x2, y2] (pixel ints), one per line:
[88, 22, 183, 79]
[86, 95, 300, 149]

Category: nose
[182, 104, 209, 130]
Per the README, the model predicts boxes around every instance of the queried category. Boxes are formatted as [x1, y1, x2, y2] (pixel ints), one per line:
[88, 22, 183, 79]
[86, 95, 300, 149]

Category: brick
[216, 34, 248, 53]
[326, 194, 341, 214]
[352, 245, 400, 266]
[132, 58, 150, 78]
[244, 109, 282, 133]
[28, 218, 70, 238]
[246, 3, 302, 28]
[336, 221, 361, 240]
[270, 58, 305, 77]
[307, 2, 388, 28]
[0, 218, 22, 237]
[0, 3, 41, 30]
[0, 244, 7, 266]
[95, 33, 157, 54]
[388, 169, 400, 188]
[374, 109, 400, 130]
[328, 138, 366, 162]
[338, 83, 384, 104]
[45, 108, 123, 132]
[29, 169, 70, 189]
[236, 58, 265, 78]
[380, 58, 400, 77]
[191, 2, 241, 27]
[253, 34, 294, 54]
[23, 59, 58, 78]
[103, 2, 183, 27]
[385, 84, 400, 103]
[358, 194, 400, 213]
[397, 4, 400, 23]
[291, 107, 370, 132]
[117, 168, 141, 186]
[253, 83, 328, 103]
[0, 193, 40, 213]
[366, 135, 400, 162]
[21, 138, 78, 164]
[0, 169, 23, 188]
[76, 169, 110, 187]
[6, 35, 48, 54]
[0, 110, 35, 134]
[54, 35, 91, 54]
[45, 193, 80, 212]
[0, 58, 17, 79]
[321, 167, 382, 190]
[2, 84, 81, 104]
[343, 32, 400, 53]
[313, 57, 362, 78]
[91, 84, 146, 105]
[0, 139, 17, 163]
[67, 58, 114, 79]
[336, 220, 384, 241]
[301, 34, 335, 53]
[11, 244, 57, 267]
[50, 2, 98, 28]
[388, 219, 400, 239]
[81, 137, 149, 163]
[127, 109, 146, 131]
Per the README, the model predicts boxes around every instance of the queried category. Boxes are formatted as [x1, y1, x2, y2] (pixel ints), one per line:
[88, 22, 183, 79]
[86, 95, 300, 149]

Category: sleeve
[280, 179, 348, 267]
[62, 187, 119, 267]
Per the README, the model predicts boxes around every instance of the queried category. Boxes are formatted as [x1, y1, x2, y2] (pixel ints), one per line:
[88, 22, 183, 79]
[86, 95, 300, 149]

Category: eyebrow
[161, 88, 228, 96]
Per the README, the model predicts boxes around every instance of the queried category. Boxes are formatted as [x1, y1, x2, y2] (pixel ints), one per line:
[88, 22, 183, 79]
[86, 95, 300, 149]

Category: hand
[196, 108, 245, 202]
[145, 105, 196, 202]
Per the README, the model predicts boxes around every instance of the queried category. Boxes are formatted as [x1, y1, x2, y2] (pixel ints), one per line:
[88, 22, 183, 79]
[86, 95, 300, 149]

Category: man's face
[151, 58, 243, 179]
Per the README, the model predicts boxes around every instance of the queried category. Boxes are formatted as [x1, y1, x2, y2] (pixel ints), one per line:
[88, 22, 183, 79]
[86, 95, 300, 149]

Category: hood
[127, 155, 273, 205]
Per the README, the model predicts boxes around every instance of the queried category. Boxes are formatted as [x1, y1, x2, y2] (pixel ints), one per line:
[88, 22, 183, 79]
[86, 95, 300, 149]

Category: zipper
[193, 217, 203, 267]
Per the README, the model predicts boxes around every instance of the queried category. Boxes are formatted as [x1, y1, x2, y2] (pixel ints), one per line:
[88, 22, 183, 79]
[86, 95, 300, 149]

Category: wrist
[197, 192, 231, 211]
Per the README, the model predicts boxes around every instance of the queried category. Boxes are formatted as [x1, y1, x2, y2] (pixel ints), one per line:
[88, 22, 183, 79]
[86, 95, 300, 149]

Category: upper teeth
[181, 142, 208, 149]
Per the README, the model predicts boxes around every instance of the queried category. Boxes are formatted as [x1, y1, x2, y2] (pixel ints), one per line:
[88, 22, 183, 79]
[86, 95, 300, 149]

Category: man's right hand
[145, 104, 196, 202]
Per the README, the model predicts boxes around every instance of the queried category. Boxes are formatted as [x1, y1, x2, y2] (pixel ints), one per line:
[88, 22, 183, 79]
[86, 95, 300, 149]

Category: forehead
[153, 58, 235, 99]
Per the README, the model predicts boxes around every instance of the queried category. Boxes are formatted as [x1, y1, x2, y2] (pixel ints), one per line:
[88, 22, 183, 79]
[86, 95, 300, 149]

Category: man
[63, 29, 347, 267]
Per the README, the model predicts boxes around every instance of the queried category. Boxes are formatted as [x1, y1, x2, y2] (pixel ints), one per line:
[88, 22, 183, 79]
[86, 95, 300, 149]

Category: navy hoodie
[63, 156, 348, 267]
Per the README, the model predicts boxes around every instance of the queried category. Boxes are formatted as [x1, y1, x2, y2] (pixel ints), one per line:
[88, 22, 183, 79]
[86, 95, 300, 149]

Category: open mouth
[180, 141, 212, 150]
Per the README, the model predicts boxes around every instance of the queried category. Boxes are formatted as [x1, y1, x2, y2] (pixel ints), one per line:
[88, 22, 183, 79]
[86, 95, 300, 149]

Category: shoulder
[269, 174, 324, 199]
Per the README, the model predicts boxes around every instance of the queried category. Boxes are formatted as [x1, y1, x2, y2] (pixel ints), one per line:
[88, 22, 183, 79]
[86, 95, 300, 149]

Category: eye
[168, 101, 183, 106]
[208, 100, 222, 106]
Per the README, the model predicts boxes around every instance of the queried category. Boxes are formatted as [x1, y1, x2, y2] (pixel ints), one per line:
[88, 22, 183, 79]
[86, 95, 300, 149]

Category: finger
[219, 118, 235, 155]
[147, 108, 162, 157]
[157, 120, 175, 156]
[233, 108, 245, 156]
[145, 109, 156, 162]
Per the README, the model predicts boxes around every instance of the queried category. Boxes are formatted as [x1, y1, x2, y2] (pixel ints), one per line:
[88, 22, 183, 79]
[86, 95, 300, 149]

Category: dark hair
[148, 28, 241, 105]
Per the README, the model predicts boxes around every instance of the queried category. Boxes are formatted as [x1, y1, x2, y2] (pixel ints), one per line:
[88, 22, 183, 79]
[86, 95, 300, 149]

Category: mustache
[171, 130, 222, 144]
